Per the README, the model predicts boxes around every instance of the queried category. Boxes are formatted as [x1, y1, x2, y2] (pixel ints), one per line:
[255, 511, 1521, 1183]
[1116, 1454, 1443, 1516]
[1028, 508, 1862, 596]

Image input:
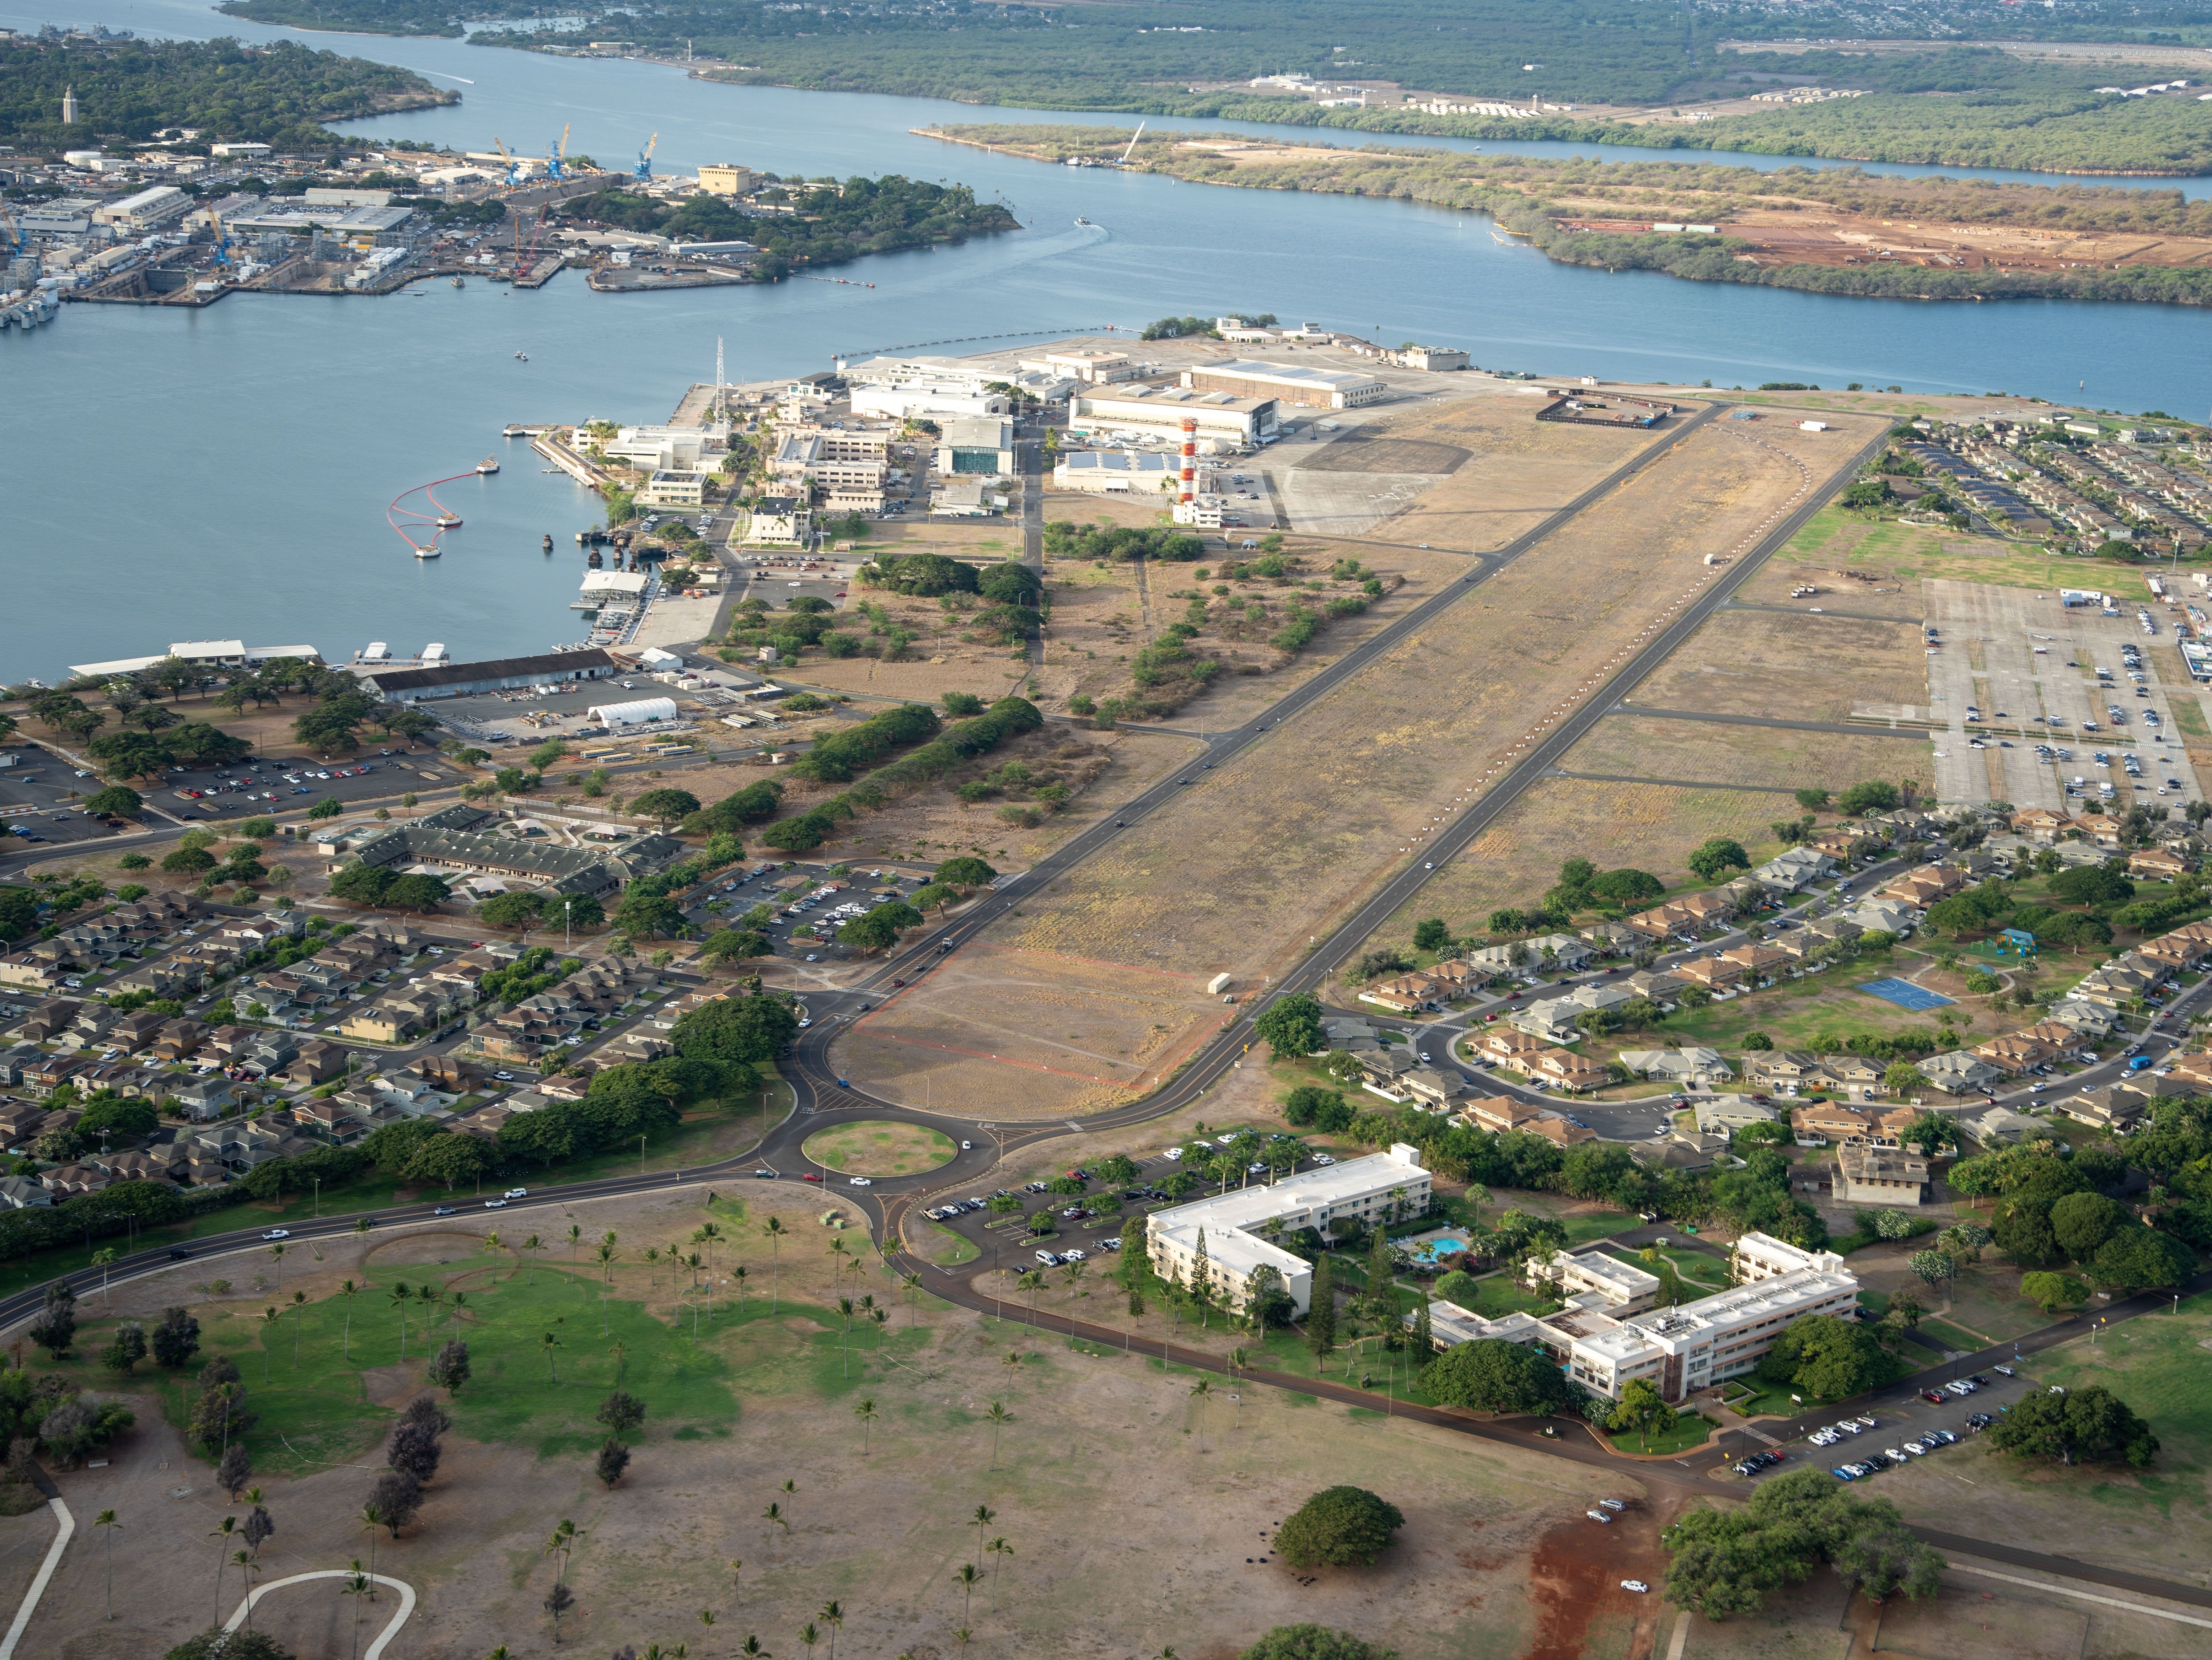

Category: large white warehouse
[587, 696, 679, 727]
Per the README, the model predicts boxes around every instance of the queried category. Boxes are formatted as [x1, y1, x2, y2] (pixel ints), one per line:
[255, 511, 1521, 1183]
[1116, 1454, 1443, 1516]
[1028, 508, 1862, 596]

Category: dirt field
[1629, 607, 1932, 723]
[1565, 715, 1929, 795]
[853, 412, 1882, 1113]
[2, 1179, 1663, 1660]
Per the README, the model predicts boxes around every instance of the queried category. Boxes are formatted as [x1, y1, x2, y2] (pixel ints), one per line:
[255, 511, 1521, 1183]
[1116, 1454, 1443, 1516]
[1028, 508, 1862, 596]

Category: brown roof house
[1836, 1142, 1931, 1206]
[1791, 1102, 1869, 1146]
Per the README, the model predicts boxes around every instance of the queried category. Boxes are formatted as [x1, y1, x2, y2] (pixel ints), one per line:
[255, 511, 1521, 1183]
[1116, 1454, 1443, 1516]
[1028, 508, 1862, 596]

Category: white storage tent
[587, 696, 678, 727]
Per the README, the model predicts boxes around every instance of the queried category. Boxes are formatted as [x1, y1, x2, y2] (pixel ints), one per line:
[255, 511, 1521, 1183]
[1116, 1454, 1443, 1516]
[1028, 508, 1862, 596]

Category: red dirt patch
[1526, 1502, 1669, 1660]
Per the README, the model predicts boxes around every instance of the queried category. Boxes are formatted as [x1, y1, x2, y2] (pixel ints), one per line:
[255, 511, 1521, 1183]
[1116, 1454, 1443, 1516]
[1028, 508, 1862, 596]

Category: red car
[1920, 1390, 1947, 1405]
[801, 1173, 823, 1183]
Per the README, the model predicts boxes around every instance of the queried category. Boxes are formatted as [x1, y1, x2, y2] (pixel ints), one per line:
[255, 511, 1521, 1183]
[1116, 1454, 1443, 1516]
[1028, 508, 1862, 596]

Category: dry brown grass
[1362, 777, 1792, 948]
[858, 413, 1886, 1106]
[1562, 714, 1933, 795]
[1632, 608, 1931, 722]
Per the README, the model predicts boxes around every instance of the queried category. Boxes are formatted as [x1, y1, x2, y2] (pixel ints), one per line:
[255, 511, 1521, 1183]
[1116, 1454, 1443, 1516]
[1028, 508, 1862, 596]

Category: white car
[1597, 1498, 1625, 1511]
[848, 1176, 873, 1187]
[1585, 1510, 1614, 1524]
[485, 1198, 509, 1209]
[1162, 1147, 1183, 1160]
[1621, 1581, 1649, 1594]
[262, 1229, 290, 1241]
[505, 1187, 528, 1199]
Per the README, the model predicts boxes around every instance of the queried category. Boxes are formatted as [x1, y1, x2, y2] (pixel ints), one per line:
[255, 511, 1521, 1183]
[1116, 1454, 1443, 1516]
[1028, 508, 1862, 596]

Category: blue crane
[634, 131, 659, 183]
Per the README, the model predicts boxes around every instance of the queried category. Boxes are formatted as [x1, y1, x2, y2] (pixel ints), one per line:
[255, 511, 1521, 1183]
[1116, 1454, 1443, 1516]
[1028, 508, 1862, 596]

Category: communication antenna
[1118, 121, 1147, 166]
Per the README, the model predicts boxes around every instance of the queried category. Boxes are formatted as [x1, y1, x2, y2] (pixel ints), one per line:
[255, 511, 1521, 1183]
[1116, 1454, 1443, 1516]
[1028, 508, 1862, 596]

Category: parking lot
[0, 747, 138, 846]
[729, 553, 859, 618]
[161, 750, 444, 822]
[1925, 580, 2205, 811]
[683, 862, 941, 963]
[1745, 1361, 2039, 1483]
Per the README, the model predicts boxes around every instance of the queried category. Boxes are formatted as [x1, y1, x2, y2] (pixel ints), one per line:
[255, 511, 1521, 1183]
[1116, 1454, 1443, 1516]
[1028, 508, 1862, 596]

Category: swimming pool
[1398, 1229, 1474, 1266]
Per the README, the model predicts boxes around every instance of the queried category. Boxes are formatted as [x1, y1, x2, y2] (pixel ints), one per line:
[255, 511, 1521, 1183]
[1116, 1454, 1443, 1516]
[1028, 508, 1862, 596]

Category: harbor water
[3, 0, 2209, 678]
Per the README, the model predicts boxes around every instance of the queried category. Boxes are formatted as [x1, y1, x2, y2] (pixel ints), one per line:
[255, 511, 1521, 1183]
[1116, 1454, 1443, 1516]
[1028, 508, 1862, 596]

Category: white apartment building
[605, 424, 725, 473]
[1147, 1143, 1431, 1317]
[1418, 1233, 1857, 1404]
[1017, 347, 1139, 384]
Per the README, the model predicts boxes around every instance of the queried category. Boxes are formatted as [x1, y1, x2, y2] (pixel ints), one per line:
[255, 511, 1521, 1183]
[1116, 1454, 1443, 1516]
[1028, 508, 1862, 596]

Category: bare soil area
[1629, 607, 1930, 722]
[1562, 715, 1929, 795]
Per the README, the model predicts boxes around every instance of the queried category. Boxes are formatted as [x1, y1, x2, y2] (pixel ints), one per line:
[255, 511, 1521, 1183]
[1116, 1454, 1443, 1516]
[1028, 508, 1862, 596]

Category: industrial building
[1180, 359, 1386, 410]
[1145, 1143, 1433, 1317]
[220, 203, 415, 245]
[347, 804, 683, 898]
[69, 641, 320, 679]
[91, 186, 192, 233]
[586, 696, 679, 728]
[935, 417, 1016, 477]
[697, 164, 759, 197]
[1052, 451, 1177, 494]
[1417, 1233, 1858, 1404]
[1015, 347, 1139, 384]
[1069, 384, 1279, 445]
[360, 648, 621, 702]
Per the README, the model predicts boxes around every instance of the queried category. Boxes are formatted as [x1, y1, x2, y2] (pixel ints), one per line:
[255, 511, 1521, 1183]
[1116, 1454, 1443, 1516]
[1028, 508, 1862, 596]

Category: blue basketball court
[1857, 978, 1954, 1012]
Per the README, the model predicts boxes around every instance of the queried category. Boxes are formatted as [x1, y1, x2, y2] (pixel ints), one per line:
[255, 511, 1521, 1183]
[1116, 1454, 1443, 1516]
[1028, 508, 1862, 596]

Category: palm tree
[417, 1283, 444, 1335]
[232, 1548, 261, 1630]
[730, 1558, 743, 1609]
[838, 1297, 854, 1379]
[567, 1223, 583, 1265]
[292, 1290, 308, 1367]
[356, 1506, 385, 1604]
[984, 1401, 1011, 1472]
[209, 1515, 238, 1628]
[826, 1236, 849, 1294]
[342, 1562, 375, 1660]
[484, 1230, 502, 1256]
[818, 1600, 844, 1660]
[732, 1263, 750, 1315]
[901, 1271, 923, 1323]
[871, 1307, 889, 1351]
[762, 1501, 787, 1544]
[269, 1242, 286, 1288]
[596, 1238, 618, 1283]
[697, 1220, 723, 1271]
[1017, 1271, 1043, 1352]
[339, 1279, 360, 1362]
[541, 1330, 562, 1381]
[259, 1306, 280, 1383]
[91, 1247, 116, 1311]
[610, 1340, 629, 1384]
[954, 1562, 980, 1625]
[93, 1509, 119, 1621]
[854, 1396, 877, 1454]
[701, 1609, 719, 1642]
[740, 1638, 769, 1660]
[971, 1504, 995, 1570]
[764, 1217, 787, 1313]
[986, 1535, 1014, 1606]
[1189, 1378, 1213, 1451]
[388, 1281, 413, 1360]
[523, 1234, 545, 1286]
[645, 1246, 662, 1288]
[799, 1622, 820, 1660]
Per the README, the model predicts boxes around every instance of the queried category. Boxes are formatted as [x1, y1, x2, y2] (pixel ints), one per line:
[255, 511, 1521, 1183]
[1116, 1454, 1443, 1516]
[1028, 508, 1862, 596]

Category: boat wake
[388, 469, 484, 559]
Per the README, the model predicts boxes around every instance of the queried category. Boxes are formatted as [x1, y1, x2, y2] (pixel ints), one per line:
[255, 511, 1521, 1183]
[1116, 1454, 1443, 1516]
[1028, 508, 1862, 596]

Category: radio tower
[1179, 415, 1197, 506]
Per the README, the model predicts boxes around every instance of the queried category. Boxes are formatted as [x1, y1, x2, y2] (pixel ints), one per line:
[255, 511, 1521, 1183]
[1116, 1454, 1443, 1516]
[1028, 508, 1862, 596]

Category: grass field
[1629, 607, 1932, 724]
[1759, 505, 2160, 605]
[1608, 1412, 1718, 1457]
[1880, 1291, 2212, 1583]
[802, 1120, 958, 1176]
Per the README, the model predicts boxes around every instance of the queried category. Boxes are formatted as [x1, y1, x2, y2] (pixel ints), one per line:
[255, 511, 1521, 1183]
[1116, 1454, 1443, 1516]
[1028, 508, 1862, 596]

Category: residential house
[284, 1039, 351, 1087]
[1399, 1067, 1465, 1110]
[152, 1018, 207, 1062]
[1510, 998, 1585, 1044]
[410, 1052, 489, 1094]
[2048, 839, 2112, 869]
[1617, 969, 1685, 1003]
[1523, 1114, 1598, 1147]
[1531, 1049, 1610, 1093]
[1358, 972, 1444, 1015]
[1972, 1029, 2062, 1075]
[1719, 943, 1795, 988]
[453, 1104, 515, 1141]
[0, 1177, 51, 1209]
[2011, 806, 2073, 844]
[201, 1025, 260, 1061]
[1743, 1051, 1823, 1092]
[2052, 1084, 2149, 1132]
[42, 1163, 112, 1196]
[1979, 834, 2038, 875]
[219, 911, 305, 947]
[1844, 898, 1921, 937]
[1920, 1050, 2002, 1096]
[2071, 959, 2161, 1009]
[1459, 1095, 1543, 1135]
[1964, 1105, 2050, 1148]
[19, 1053, 86, 1097]
[2047, 998, 2122, 1039]
[1615, 1047, 1732, 1086]
[1476, 1029, 1553, 1071]
[1811, 1053, 1883, 1099]
[166, 1075, 233, 1122]
[1632, 1136, 1724, 1175]
[1798, 914, 1865, 949]
[95, 1145, 184, 1186]
[1673, 891, 1737, 927]
[1354, 1049, 1420, 1096]
[1836, 1142, 1931, 1206]
[1750, 847, 1836, 893]
[2164, 1050, 2212, 1090]
[1693, 1096, 1779, 1134]
[1674, 956, 1744, 993]
[1579, 920, 1641, 953]
[2081, 819, 2126, 851]
[1791, 1102, 1870, 1146]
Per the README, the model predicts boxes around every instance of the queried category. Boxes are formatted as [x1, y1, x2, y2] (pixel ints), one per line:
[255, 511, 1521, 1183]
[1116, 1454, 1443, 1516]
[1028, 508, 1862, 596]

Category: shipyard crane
[0, 202, 21, 262]
[1118, 121, 1147, 165]
[491, 136, 520, 188]
[634, 131, 659, 182]
[208, 208, 232, 268]
[548, 123, 571, 181]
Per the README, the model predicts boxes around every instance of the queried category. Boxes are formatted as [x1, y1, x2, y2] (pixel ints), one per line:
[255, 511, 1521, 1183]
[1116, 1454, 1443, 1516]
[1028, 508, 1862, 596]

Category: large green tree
[1273, 1487, 1406, 1570]
[1755, 1313, 1883, 1401]
[671, 991, 799, 1066]
[1987, 1384, 2158, 1469]
[1661, 1468, 1942, 1619]
[1253, 993, 1325, 1061]
[1419, 1339, 1571, 1415]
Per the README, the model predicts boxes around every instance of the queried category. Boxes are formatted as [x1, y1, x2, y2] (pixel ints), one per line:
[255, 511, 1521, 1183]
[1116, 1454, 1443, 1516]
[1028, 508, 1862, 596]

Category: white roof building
[586, 696, 678, 727]
[1181, 359, 1387, 409]
[1146, 1143, 1430, 1317]
[1052, 451, 1179, 494]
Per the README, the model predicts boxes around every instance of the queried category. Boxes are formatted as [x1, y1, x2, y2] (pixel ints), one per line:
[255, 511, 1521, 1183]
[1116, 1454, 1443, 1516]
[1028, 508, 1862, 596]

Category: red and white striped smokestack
[1180, 415, 1197, 505]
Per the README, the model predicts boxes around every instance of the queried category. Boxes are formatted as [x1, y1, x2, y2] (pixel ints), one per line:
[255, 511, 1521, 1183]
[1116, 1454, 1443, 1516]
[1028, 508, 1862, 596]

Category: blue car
[1831, 1467, 1858, 1481]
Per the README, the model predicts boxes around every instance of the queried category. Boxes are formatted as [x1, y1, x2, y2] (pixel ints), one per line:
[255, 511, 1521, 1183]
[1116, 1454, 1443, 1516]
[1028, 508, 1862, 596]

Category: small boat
[1073, 216, 1091, 227]
[435, 513, 463, 529]
[477, 456, 500, 475]
[515, 351, 529, 361]
[414, 546, 441, 560]
[542, 533, 555, 551]
[452, 276, 465, 288]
